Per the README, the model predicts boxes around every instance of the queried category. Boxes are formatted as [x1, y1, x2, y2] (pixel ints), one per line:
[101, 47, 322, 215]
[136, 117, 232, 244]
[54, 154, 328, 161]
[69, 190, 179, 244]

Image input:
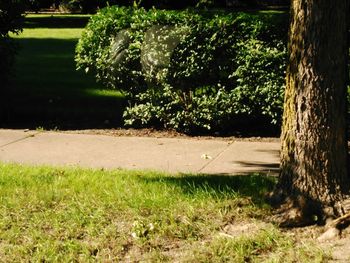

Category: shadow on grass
[24, 15, 91, 29]
[141, 173, 276, 205]
[1, 37, 126, 130]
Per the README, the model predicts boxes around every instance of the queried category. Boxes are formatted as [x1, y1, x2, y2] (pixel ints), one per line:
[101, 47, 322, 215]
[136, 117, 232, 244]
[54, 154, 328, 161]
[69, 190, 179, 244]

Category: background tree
[0, 0, 24, 87]
[0, 0, 24, 120]
[273, 0, 350, 225]
[0, 0, 24, 36]
[24, 0, 291, 13]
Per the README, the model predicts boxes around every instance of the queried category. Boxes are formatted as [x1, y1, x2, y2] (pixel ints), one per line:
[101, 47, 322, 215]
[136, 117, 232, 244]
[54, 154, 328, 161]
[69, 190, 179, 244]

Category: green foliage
[0, 0, 24, 37]
[76, 6, 140, 91]
[24, 0, 288, 13]
[76, 6, 195, 94]
[230, 38, 286, 123]
[76, 7, 288, 133]
[57, 0, 118, 13]
[58, 0, 82, 12]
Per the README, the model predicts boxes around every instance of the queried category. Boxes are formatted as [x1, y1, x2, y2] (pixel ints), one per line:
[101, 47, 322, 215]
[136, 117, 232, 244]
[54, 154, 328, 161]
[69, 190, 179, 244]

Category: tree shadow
[233, 161, 280, 174]
[255, 149, 280, 156]
[1, 37, 126, 130]
[139, 173, 276, 205]
[23, 15, 91, 29]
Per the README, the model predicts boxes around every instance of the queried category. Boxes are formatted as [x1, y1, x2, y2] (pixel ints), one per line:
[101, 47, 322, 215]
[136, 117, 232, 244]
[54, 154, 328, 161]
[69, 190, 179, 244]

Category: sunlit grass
[0, 163, 327, 262]
[12, 28, 84, 39]
[83, 88, 124, 98]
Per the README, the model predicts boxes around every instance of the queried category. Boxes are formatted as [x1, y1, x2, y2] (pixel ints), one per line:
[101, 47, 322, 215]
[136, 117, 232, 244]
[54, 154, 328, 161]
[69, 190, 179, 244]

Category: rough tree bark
[274, 0, 350, 224]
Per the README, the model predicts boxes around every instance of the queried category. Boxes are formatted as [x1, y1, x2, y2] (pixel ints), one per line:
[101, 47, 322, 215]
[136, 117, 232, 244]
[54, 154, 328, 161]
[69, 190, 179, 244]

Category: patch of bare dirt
[318, 227, 350, 262]
[283, 224, 350, 262]
[218, 221, 272, 238]
[219, 216, 350, 262]
[60, 128, 280, 142]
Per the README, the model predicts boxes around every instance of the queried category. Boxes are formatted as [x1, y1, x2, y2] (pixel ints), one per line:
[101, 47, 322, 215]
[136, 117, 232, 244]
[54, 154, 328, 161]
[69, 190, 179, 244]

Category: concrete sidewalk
[0, 129, 280, 175]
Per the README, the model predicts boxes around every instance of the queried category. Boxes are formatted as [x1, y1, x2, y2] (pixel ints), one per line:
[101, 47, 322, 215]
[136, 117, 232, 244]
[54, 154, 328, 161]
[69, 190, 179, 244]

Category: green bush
[76, 6, 199, 94]
[76, 7, 288, 133]
[76, 6, 139, 90]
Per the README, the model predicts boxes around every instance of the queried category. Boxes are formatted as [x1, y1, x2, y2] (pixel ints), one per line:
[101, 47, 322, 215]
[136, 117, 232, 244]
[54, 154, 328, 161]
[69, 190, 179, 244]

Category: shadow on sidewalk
[233, 161, 279, 174]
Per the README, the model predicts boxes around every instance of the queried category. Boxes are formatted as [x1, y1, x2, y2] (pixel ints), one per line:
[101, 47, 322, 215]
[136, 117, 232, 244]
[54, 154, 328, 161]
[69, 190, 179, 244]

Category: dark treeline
[25, 0, 290, 13]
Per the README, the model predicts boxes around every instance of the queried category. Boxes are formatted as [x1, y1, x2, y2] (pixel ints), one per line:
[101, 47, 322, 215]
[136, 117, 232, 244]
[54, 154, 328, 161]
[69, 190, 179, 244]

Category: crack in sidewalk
[0, 132, 42, 149]
[197, 141, 234, 173]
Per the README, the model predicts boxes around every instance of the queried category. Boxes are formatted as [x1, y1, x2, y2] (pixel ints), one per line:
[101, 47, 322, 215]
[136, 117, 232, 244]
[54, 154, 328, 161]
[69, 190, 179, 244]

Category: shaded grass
[0, 163, 327, 262]
[2, 14, 125, 130]
[141, 174, 276, 207]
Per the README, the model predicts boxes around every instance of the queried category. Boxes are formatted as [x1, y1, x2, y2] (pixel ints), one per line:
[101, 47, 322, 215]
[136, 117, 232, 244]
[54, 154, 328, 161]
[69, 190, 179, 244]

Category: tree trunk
[276, 0, 350, 219]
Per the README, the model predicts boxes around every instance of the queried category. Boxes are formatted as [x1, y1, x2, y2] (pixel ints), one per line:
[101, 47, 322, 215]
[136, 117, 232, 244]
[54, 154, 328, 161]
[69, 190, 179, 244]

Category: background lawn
[0, 163, 327, 262]
[3, 14, 125, 130]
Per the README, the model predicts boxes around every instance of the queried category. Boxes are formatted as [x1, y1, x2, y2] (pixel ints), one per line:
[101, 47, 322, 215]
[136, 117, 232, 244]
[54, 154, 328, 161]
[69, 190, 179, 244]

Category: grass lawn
[0, 163, 327, 262]
[4, 14, 125, 130]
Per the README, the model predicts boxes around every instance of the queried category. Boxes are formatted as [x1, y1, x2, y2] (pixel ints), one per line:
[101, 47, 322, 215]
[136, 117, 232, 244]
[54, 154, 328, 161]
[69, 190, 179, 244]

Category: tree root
[268, 194, 321, 228]
[318, 211, 350, 241]
[268, 192, 350, 241]
[328, 211, 350, 229]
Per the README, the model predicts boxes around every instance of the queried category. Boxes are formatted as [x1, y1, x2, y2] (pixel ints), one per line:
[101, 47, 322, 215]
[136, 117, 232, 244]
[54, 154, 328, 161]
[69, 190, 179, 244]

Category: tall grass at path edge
[0, 162, 328, 262]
